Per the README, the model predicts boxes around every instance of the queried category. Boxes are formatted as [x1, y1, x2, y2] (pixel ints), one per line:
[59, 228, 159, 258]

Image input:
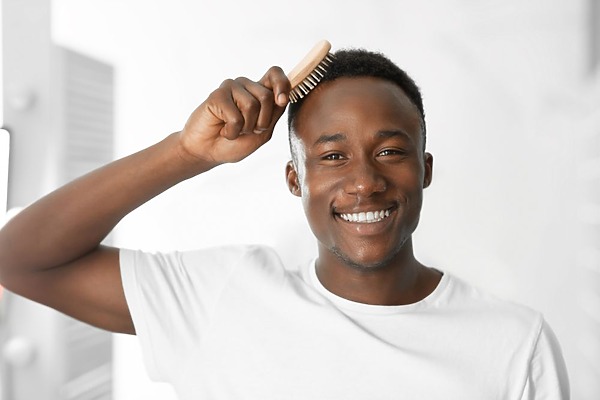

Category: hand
[178, 66, 291, 166]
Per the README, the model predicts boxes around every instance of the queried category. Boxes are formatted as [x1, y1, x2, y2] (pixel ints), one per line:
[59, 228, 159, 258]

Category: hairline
[288, 76, 427, 168]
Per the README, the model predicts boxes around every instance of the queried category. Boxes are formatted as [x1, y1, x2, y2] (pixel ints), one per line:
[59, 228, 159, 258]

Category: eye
[323, 153, 344, 161]
[377, 148, 405, 157]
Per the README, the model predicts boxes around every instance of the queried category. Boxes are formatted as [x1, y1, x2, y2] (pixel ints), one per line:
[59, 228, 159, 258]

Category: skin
[0, 67, 440, 337]
[286, 77, 441, 305]
[0, 67, 290, 334]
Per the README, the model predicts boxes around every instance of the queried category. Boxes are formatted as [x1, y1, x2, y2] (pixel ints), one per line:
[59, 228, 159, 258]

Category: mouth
[336, 208, 393, 224]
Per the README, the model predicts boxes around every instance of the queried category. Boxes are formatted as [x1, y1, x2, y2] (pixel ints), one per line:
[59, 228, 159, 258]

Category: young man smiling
[0, 49, 569, 399]
[286, 61, 440, 306]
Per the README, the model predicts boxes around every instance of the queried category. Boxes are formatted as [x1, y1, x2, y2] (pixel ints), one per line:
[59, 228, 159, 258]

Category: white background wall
[50, 0, 597, 399]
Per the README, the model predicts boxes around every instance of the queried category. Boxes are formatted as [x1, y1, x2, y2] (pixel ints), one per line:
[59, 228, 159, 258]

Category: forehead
[293, 76, 422, 144]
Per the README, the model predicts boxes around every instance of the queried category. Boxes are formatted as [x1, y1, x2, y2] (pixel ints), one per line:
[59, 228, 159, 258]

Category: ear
[423, 152, 433, 188]
[285, 161, 302, 197]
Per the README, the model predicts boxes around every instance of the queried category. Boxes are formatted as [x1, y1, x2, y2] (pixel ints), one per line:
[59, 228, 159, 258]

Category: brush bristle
[289, 53, 335, 103]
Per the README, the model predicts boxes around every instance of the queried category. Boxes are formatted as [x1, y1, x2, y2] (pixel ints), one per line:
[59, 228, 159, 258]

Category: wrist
[169, 132, 220, 177]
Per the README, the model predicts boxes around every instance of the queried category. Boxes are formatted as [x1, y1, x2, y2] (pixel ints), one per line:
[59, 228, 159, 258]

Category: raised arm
[0, 67, 291, 334]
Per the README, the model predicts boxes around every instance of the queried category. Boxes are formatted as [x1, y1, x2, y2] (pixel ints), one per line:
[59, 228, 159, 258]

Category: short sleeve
[119, 245, 251, 381]
[521, 319, 570, 400]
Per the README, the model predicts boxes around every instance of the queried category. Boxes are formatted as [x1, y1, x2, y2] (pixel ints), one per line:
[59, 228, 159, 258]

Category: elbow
[0, 253, 20, 294]
[0, 229, 27, 294]
[0, 237, 13, 287]
[0, 256, 43, 303]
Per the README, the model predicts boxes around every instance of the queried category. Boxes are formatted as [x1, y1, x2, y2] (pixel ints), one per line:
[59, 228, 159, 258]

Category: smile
[338, 209, 391, 224]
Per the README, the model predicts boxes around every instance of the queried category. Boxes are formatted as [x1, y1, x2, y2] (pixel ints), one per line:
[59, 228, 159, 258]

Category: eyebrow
[312, 129, 411, 147]
[377, 129, 411, 140]
[313, 133, 347, 146]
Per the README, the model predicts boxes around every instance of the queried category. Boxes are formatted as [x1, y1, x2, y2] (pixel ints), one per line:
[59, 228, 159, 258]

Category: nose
[343, 160, 387, 198]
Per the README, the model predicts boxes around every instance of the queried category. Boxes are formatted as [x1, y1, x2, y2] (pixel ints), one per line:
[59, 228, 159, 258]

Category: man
[0, 48, 569, 399]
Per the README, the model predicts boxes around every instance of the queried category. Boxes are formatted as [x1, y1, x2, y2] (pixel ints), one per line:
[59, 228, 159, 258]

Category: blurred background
[1, 0, 599, 399]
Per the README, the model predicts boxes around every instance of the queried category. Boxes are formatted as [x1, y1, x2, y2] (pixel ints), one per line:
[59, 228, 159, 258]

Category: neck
[315, 239, 441, 306]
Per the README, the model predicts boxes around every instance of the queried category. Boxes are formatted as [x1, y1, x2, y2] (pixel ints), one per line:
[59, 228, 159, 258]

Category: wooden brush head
[287, 40, 334, 103]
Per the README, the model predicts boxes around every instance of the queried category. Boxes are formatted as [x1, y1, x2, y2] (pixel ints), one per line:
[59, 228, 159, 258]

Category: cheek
[401, 175, 425, 206]
[299, 172, 339, 225]
[299, 177, 310, 199]
[300, 167, 346, 202]
[399, 171, 425, 217]
[299, 176, 322, 214]
[300, 190, 330, 244]
[397, 161, 426, 190]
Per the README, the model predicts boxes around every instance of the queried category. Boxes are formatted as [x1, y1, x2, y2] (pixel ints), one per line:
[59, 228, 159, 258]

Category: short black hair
[287, 48, 427, 154]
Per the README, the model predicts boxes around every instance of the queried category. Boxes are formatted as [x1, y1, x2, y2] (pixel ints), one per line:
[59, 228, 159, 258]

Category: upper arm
[521, 320, 570, 400]
[7, 245, 136, 335]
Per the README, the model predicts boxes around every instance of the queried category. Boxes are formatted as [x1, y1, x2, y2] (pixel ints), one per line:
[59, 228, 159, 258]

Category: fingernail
[277, 93, 288, 106]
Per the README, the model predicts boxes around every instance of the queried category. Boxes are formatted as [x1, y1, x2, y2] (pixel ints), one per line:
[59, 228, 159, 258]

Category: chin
[331, 246, 398, 272]
[330, 234, 412, 272]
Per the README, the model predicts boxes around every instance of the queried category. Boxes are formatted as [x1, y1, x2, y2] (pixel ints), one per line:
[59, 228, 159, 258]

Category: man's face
[286, 77, 433, 270]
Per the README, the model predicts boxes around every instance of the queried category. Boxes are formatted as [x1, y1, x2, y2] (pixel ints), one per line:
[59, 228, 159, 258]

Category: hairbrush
[287, 40, 334, 103]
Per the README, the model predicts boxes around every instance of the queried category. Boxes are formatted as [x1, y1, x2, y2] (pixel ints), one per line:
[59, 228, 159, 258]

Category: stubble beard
[330, 234, 411, 273]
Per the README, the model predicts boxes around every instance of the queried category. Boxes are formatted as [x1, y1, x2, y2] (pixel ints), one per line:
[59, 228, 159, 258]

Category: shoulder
[444, 273, 541, 316]
[438, 274, 569, 396]
[120, 244, 285, 286]
[120, 243, 281, 269]
[442, 273, 544, 338]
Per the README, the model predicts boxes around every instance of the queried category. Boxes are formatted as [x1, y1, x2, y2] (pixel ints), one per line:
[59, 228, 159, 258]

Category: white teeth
[339, 209, 392, 223]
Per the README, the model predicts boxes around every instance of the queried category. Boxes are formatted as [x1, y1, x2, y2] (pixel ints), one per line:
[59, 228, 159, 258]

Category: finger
[221, 78, 262, 136]
[208, 83, 245, 140]
[234, 77, 274, 134]
[216, 123, 274, 163]
[259, 66, 291, 108]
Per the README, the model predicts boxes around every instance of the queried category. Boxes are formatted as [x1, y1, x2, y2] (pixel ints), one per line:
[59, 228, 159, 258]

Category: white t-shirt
[120, 244, 569, 400]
